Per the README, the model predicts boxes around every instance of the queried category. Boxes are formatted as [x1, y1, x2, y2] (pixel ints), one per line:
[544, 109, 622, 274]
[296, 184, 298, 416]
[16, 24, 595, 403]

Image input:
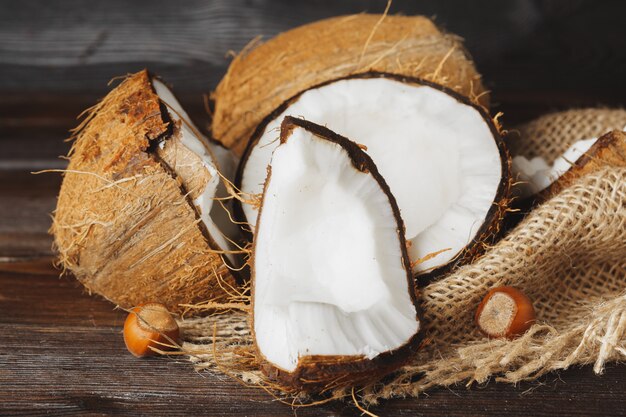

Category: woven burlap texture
[179, 108, 626, 404]
[510, 107, 626, 162]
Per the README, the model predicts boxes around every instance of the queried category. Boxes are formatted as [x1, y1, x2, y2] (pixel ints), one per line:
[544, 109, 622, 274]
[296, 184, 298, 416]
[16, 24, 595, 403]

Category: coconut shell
[540, 130, 626, 200]
[236, 73, 511, 286]
[212, 14, 487, 155]
[251, 117, 423, 391]
[51, 70, 236, 314]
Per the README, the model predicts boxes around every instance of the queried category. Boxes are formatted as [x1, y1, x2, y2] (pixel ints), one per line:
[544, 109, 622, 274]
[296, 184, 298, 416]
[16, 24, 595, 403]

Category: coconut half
[253, 117, 421, 390]
[52, 70, 239, 313]
[237, 73, 510, 279]
[211, 14, 487, 155]
[513, 127, 626, 199]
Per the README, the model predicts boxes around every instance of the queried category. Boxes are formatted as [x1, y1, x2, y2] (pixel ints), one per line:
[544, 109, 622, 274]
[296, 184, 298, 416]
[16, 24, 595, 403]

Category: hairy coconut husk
[51, 70, 236, 314]
[251, 117, 423, 391]
[212, 14, 488, 155]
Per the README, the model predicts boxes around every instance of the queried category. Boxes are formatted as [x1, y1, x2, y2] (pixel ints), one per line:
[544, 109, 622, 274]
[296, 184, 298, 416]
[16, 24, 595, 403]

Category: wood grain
[1, 268, 625, 417]
[0, 172, 58, 258]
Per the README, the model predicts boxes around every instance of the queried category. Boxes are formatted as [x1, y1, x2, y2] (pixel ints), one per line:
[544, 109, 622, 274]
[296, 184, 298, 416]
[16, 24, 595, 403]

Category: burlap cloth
[178, 108, 626, 404]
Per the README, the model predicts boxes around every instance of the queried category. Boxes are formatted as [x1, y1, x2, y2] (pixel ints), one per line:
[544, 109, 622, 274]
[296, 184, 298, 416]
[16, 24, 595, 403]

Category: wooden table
[1, 1, 625, 415]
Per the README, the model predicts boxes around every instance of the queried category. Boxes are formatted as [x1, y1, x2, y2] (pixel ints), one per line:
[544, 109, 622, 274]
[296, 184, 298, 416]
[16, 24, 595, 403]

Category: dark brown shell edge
[250, 116, 423, 392]
[235, 72, 512, 286]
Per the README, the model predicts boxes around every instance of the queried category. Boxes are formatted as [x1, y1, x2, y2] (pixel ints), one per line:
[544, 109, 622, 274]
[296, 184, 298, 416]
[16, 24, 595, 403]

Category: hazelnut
[475, 286, 536, 339]
[123, 303, 181, 357]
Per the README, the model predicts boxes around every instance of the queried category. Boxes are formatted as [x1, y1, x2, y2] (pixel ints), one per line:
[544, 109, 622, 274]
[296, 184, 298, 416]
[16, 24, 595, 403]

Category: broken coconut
[211, 14, 488, 155]
[237, 73, 511, 280]
[52, 70, 239, 314]
[512, 129, 626, 199]
[253, 117, 422, 390]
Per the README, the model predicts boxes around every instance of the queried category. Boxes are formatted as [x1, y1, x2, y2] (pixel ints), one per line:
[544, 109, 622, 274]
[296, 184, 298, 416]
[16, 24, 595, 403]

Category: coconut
[237, 73, 510, 281]
[513, 129, 626, 200]
[252, 117, 422, 390]
[51, 70, 240, 314]
[212, 14, 487, 155]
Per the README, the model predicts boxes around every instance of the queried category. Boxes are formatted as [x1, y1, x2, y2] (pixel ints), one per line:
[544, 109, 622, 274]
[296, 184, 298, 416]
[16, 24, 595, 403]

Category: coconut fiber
[178, 108, 626, 404]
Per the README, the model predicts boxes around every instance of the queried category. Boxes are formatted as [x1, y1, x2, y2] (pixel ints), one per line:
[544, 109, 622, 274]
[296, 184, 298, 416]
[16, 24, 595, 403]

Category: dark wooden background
[1, 0, 625, 415]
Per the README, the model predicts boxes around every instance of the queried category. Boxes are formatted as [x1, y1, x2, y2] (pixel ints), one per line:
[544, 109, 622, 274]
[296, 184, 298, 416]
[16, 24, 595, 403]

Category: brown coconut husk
[179, 107, 626, 406]
[211, 14, 488, 155]
[51, 70, 237, 314]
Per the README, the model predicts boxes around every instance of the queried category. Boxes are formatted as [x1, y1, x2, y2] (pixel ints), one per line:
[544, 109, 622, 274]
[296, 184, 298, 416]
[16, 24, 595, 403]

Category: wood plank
[1, 268, 625, 417]
[1, 0, 625, 98]
[0, 93, 208, 170]
[0, 172, 59, 258]
[2, 0, 626, 172]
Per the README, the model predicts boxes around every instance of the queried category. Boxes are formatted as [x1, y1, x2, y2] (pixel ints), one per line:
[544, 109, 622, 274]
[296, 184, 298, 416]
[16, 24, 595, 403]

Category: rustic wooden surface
[1, 0, 625, 415]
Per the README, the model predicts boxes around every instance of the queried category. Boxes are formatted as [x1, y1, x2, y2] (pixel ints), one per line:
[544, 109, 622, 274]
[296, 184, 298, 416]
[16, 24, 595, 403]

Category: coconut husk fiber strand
[211, 14, 487, 155]
[179, 108, 626, 404]
[51, 71, 236, 314]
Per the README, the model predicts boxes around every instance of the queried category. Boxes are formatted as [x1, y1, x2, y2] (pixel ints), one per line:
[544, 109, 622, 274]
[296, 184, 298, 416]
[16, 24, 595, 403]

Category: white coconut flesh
[242, 77, 503, 273]
[512, 124, 626, 197]
[254, 123, 419, 372]
[152, 79, 238, 262]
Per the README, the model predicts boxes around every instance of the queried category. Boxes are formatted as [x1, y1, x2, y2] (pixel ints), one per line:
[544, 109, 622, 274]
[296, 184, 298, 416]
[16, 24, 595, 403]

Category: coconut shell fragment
[512, 130, 626, 202]
[542, 130, 626, 198]
[212, 14, 487, 155]
[51, 70, 237, 314]
[252, 117, 422, 390]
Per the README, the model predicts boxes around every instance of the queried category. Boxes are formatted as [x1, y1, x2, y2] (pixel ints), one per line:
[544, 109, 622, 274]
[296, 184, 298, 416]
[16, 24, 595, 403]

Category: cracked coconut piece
[252, 117, 422, 390]
[52, 70, 239, 313]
